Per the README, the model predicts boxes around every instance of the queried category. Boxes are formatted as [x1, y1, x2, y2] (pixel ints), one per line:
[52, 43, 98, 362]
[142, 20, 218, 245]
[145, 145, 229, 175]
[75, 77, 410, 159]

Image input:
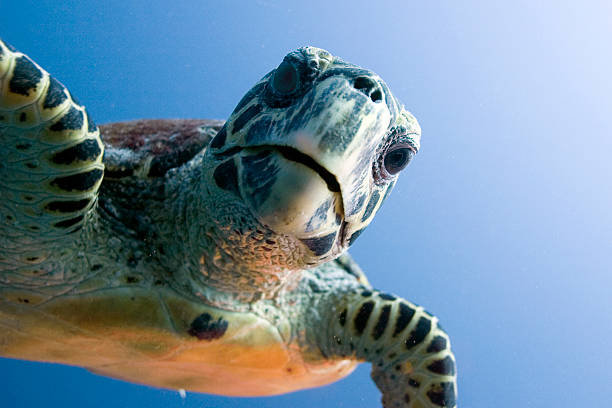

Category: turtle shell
[97, 119, 224, 236]
[101, 119, 224, 179]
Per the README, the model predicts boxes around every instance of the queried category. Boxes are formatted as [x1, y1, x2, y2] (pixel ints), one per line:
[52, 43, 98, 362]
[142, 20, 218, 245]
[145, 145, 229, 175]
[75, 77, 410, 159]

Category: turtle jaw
[212, 143, 357, 263]
[234, 146, 344, 255]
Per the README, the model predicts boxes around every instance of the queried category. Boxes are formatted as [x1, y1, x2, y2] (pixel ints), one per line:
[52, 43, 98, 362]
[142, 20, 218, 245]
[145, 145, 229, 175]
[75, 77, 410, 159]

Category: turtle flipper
[0, 39, 103, 271]
[312, 288, 457, 407]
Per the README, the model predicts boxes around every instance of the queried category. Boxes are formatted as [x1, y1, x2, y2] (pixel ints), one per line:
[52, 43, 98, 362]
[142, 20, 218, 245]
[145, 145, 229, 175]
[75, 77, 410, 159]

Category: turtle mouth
[267, 145, 351, 248]
[273, 146, 340, 193]
[213, 145, 340, 193]
[214, 144, 350, 248]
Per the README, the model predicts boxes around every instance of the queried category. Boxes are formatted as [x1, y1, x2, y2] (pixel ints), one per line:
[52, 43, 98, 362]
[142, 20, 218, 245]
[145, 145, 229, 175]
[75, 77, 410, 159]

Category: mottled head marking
[204, 46, 420, 268]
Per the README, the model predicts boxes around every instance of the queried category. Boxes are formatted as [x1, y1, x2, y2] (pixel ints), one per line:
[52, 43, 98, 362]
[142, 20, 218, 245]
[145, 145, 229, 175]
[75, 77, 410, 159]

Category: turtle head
[203, 47, 420, 269]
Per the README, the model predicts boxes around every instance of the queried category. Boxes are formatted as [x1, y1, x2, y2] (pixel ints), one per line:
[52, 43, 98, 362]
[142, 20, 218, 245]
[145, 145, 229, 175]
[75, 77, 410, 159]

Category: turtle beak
[219, 71, 401, 256]
[279, 75, 393, 243]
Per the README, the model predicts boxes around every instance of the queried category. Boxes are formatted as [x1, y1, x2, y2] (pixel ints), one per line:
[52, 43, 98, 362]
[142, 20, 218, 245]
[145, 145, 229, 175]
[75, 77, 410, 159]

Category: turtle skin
[0, 39, 457, 407]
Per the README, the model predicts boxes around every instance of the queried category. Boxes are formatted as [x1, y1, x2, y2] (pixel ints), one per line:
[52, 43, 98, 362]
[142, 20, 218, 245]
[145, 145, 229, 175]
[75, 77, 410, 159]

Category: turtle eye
[271, 61, 299, 94]
[383, 144, 414, 175]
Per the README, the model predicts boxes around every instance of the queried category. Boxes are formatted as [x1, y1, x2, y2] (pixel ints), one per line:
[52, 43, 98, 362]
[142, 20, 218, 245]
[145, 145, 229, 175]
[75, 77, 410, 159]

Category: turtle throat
[159, 154, 313, 305]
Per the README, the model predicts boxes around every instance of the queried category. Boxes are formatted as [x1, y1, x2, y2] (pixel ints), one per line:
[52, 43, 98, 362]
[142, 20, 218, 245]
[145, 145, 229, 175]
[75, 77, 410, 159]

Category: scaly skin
[0, 39, 458, 407]
[303, 285, 457, 407]
[0, 39, 104, 287]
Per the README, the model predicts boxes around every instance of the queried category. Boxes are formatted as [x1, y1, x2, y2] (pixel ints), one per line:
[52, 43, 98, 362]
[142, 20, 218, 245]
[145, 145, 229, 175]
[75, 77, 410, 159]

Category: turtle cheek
[340, 182, 392, 248]
[238, 149, 341, 238]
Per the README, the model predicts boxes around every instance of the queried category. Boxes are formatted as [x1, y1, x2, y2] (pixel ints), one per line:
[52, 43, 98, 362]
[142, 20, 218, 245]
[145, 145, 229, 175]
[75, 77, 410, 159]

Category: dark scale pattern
[361, 189, 380, 223]
[404, 316, 431, 350]
[213, 159, 240, 195]
[300, 232, 336, 256]
[53, 215, 84, 229]
[50, 168, 103, 192]
[427, 335, 448, 353]
[50, 139, 101, 165]
[232, 104, 262, 134]
[85, 109, 97, 132]
[209, 125, 227, 149]
[232, 82, 265, 115]
[378, 293, 396, 301]
[246, 116, 272, 145]
[348, 192, 366, 217]
[9, 55, 43, 96]
[372, 304, 391, 340]
[45, 198, 91, 213]
[49, 106, 84, 131]
[427, 356, 456, 376]
[42, 77, 67, 109]
[67, 90, 81, 106]
[393, 302, 415, 336]
[427, 382, 456, 407]
[348, 227, 365, 246]
[241, 150, 278, 209]
[353, 301, 374, 335]
[188, 313, 229, 341]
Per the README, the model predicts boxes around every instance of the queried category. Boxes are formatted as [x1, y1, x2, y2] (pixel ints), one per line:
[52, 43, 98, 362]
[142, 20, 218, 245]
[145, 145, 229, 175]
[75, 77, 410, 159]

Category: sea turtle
[0, 40, 457, 407]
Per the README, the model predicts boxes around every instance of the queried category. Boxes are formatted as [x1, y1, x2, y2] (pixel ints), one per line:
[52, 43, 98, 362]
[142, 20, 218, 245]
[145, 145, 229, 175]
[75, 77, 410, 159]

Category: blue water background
[1, 1, 611, 407]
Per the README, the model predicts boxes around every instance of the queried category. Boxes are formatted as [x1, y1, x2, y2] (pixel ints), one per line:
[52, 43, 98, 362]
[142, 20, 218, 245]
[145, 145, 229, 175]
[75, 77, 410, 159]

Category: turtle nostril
[353, 76, 376, 92]
[369, 89, 382, 103]
[353, 76, 383, 103]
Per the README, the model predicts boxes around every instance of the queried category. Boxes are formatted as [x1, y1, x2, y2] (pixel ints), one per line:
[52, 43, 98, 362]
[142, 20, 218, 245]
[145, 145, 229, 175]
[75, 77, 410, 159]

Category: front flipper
[0, 39, 103, 272]
[310, 288, 457, 407]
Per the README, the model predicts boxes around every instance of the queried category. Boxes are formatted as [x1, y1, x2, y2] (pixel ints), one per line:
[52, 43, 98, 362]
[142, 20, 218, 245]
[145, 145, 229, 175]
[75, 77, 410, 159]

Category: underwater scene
[1, 1, 611, 407]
